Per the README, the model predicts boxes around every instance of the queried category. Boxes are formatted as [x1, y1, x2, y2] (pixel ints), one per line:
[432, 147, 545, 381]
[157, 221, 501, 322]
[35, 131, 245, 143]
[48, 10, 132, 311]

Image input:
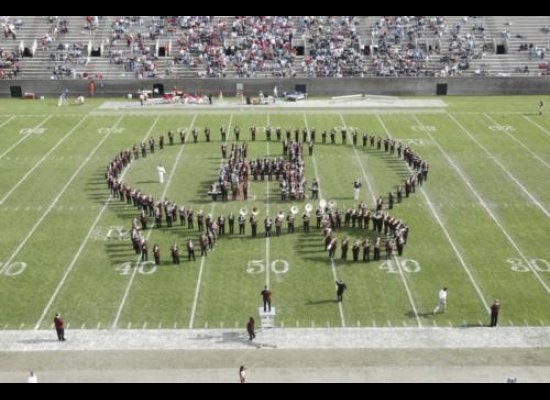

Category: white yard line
[265, 114, 271, 287]
[304, 113, 345, 327]
[414, 115, 550, 294]
[0, 115, 52, 161]
[189, 114, 233, 328]
[0, 115, 16, 129]
[0, 114, 91, 206]
[113, 115, 198, 328]
[483, 113, 550, 169]
[447, 113, 550, 218]
[377, 115, 490, 312]
[35, 116, 160, 329]
[0, 116, 123, 278]
[340, 114, 422, 327]
[522, 115, 550, 138]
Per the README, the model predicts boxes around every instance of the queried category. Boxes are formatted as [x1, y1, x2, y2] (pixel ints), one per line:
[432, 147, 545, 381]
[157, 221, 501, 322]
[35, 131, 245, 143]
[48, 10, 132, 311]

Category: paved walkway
[1, 326, 548, 352]
[1, 327, 549, 382]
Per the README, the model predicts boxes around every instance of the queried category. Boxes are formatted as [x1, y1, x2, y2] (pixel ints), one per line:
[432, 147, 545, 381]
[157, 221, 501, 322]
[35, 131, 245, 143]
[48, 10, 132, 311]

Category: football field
[0, 95, 548, 331]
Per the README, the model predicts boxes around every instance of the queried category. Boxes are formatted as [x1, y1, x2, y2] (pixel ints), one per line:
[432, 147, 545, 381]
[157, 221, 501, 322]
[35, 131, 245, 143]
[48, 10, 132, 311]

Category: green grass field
[0, 95, 548, 331]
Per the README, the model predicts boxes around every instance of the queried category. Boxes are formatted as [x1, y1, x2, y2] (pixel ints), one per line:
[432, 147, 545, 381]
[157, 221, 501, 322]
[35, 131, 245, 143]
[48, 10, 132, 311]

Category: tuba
[290, 205, 299, 215]
[328, 200, 336, 210]
[305, 203, 313, 213]
[319, 199, 327, 209]
[240, 207, 248, 216]
[277, 211, 285, 221]
[252, 206, 260, 216]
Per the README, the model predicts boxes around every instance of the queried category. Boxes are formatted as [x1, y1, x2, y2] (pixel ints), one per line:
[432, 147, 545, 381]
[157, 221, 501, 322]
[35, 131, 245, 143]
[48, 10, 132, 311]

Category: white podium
[258, 307, 276, 328]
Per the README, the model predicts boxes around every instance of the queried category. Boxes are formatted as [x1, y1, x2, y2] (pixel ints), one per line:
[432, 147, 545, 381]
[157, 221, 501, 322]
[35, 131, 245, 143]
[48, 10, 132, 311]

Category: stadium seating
[1, 16, 549, 80]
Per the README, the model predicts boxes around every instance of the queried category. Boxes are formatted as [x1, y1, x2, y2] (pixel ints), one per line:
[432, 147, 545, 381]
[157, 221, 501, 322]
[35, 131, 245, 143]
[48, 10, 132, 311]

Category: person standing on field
[53, 313, 66, 341]
[247, 317, 256, 340]
[433, 287, 447, 315]
[490, 299, 500, 327]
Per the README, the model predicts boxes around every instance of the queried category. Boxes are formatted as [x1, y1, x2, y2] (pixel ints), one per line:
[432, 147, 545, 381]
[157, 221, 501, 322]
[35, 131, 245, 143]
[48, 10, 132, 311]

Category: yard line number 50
[247, 259, 289, 274]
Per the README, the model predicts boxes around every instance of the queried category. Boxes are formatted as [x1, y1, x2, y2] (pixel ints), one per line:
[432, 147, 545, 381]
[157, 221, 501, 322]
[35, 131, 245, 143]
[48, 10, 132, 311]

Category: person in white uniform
[353, 180, 362, 200]
[433, 287, 448, 315]
[157, 164, 166, 184]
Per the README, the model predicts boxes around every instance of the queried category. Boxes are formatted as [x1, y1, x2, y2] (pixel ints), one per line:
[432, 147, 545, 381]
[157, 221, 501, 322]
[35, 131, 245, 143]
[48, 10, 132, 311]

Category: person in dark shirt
[261, 286, 272, 312]
[247, 317, 256, 340]
[336, 280, 347, 302]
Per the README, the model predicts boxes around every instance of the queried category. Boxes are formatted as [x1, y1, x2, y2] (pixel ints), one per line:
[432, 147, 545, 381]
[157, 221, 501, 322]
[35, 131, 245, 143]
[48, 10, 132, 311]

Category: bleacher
[1, 16, 549, 81]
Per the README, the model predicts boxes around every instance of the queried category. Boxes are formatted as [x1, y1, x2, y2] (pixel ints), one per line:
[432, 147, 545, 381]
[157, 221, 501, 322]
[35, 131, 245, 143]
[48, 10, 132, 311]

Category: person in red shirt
[261, 286, 272, 312]
[89, 80, 95, 97]
[53, 313, 66, 341]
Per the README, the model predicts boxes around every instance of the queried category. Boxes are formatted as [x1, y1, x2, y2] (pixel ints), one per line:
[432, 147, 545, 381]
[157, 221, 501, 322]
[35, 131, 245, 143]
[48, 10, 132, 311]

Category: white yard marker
[3, 115, 124, 284]
[35, 116, 159, 329]
[189, 114, 234, 328]
[340, 114, 422, 327]
[113, 115, 198, 329]
[0, 115, 91, 206]
[0, 115, 52, 161]
[377, 115, 490, 313]
[447, 113, 550, 217]
[483, 113, 550, 169]
[416, 114, 550, 294]
[304, 113, 346, 328]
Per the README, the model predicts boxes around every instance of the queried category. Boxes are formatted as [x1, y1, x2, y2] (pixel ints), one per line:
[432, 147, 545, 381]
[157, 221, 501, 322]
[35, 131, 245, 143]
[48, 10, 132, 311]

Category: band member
[311, 178, 319, 199]
[341, 127, 347, 144]
[187, 239, 196, 261]
[388, 191, 394, 210]
[221, 143, 227, 159]
[341, 237, 350, 260]
[140, 210, 147, 230]
[353, 180, 362, 200]
[310, 127, 316, 143]
[539, 99, 544, 116]
[362, 238, 371, 262]
[328, 235, 338, 258]
[220, 125, 226, 142]
[302, 211, 311, 233]
[238, 213, 246, 234]
[362, 132, 367, 147]
[330, 128, 336, 144]
[276, 126, 282, 141]
[250, 214, 258, 237]
[171, 243, 180, 264]
[180, 129, 186, 144]
[287, 212, 296, 233]
[265, 126, 272, 141]
[228, 212, 235, 234]
[192, 128, 198, 143]
[274, 213, 283, 236]
[141, 239, 148, 261]
[153, 244, 161, 265]
[159, 134, 164, 150]
[308, 141, 314, 156]
[352, 130, 357, 146]
[321, 129, 327, 144]
[264, 216, 272, 237]
[373, 237, 381, 261]
[168, 130, 174, 145]
[234, 125, 240, 141]
[204, 126, 211, 142]
[250, 125, 256, 141]
[352, 240, 360, 261]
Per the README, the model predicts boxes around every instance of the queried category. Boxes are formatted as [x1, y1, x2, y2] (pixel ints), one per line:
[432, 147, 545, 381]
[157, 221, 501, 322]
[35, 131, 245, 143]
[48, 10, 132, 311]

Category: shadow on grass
[305, 299, 338, 305]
